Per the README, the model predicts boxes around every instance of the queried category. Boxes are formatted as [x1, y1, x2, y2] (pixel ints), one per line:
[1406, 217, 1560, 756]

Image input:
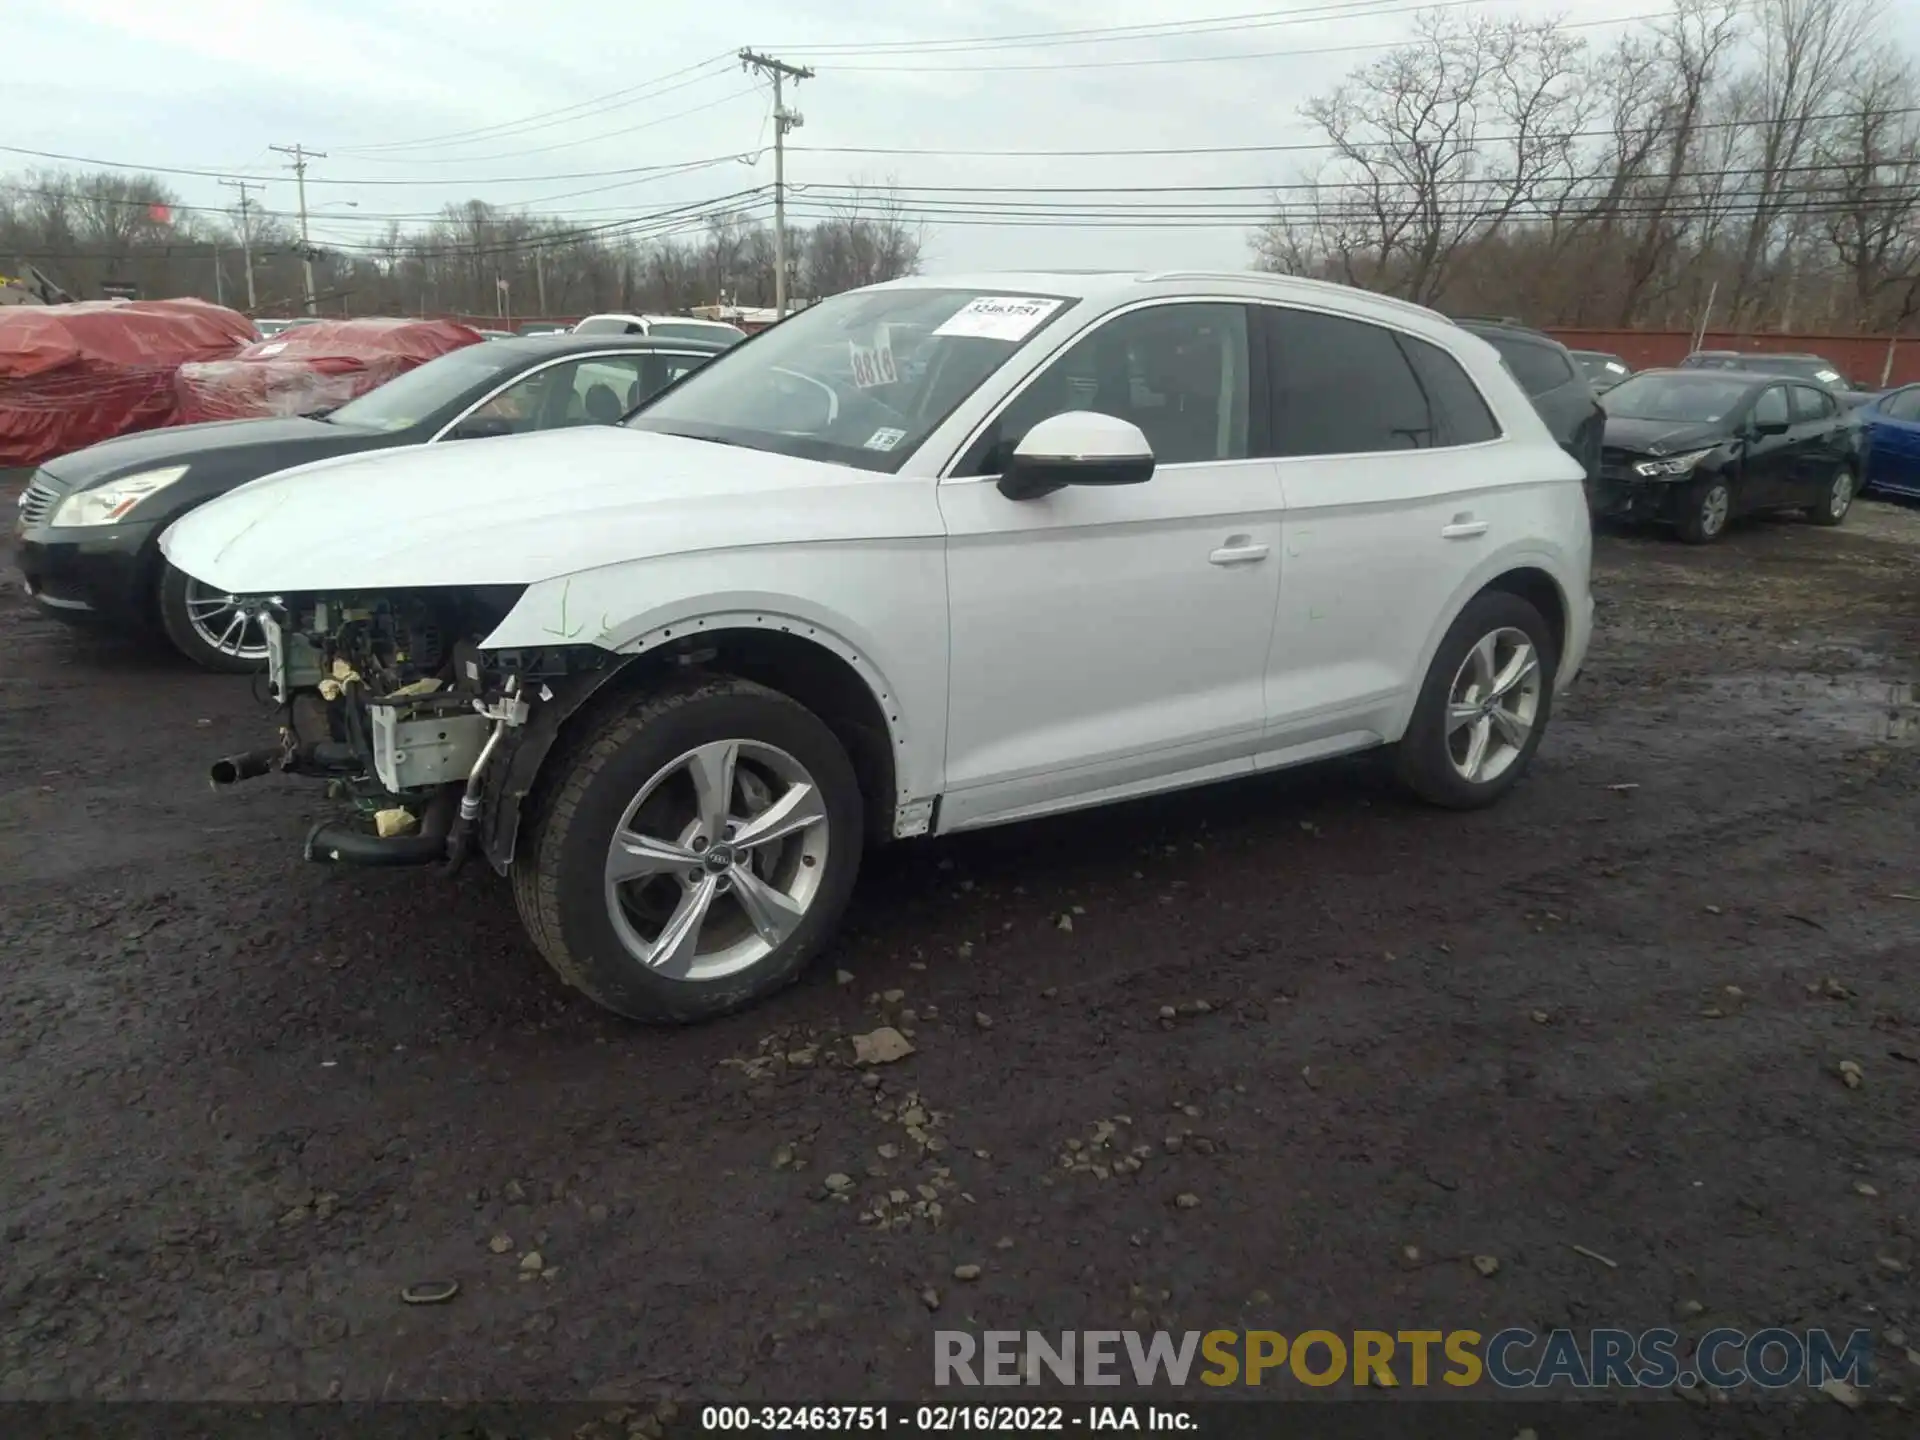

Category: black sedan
[1589, 368, 1863, 544]
[14, 333, 725, 670]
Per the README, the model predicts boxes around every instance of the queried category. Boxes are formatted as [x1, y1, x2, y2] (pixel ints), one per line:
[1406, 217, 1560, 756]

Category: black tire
[1801, 463, 1856, 527]
[1674, 474, 1733, 545]
[157, 561, 267, 673]
[511, 675, 865, 1023]
[1395, 590, 1557, 811]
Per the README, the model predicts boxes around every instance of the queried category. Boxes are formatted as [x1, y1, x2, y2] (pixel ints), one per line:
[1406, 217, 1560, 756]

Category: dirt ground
[3, 491, 1919, 1415]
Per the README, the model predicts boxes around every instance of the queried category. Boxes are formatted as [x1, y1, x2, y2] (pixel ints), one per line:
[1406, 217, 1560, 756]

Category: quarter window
[962, 303, 1250, 474]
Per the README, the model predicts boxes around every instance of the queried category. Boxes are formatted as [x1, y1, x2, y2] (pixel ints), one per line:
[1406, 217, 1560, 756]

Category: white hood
[159, 425, 941, 593]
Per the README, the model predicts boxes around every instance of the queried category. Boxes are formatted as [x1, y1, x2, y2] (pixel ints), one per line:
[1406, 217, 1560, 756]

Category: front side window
[1751, 386, 1790, 429]
[567, 357, 650, 423]
[1789, 385, 1835, 423]
[327, 346, 520, 433]
[1268, 308, 1443, 455]
[1883, 387, 1920, 423]
[452, 357, 644, 437]
[959, 303, 1249, 475]
[628, 287, 1076, 473]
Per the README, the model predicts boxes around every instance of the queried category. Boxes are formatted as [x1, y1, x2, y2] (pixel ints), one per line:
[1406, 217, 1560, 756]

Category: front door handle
[1209, 537, 1271, 565]
[1441, 517, 1489, 539]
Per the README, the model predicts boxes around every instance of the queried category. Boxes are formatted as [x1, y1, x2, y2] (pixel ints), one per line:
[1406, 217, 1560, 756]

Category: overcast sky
[11, 0, 1917, 278]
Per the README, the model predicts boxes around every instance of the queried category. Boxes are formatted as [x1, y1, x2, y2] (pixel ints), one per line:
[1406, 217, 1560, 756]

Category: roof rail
[1138, 269, 1446, 324]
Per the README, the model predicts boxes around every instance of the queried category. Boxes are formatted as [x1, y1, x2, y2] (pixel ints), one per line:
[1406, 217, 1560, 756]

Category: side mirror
[448, 414, 516, 441]
[998, 411, 1156, 501]
[1752, 418, 1790, 437]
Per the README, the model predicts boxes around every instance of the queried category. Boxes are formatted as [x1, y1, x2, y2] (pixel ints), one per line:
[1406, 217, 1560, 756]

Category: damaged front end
[210, 585, 610, 874]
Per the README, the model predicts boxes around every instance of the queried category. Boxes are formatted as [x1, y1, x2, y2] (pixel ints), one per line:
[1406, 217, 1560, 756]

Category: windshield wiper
[301, 407, 336, 422]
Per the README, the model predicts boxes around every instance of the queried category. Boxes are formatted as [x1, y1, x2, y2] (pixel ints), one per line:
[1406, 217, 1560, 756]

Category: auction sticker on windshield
[863, 426, 907, 451]
[849, 332, 897, 389]
[933, 296, 1063, 342]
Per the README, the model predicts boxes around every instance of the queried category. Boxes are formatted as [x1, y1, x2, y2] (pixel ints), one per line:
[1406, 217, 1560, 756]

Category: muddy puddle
[1689, 672, 1919, 744]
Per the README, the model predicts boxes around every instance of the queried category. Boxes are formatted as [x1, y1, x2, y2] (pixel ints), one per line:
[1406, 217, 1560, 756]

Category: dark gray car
[16, 334, 725, 672]
[1456, 317, 1605, 482]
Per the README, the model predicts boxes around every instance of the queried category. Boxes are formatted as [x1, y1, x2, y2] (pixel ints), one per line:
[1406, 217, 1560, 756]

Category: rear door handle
[1208, 538, 1271, 565]
[1441, 518, 1488, 539]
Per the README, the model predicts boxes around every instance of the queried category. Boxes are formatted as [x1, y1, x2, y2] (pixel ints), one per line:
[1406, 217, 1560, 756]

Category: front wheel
[157, 562, 270, 673]
[1674, 474, 1733, 545]
[511, 676, 865, 1023]
[1802, 465, 1855, 527]
[1395, 591, 1556, 810]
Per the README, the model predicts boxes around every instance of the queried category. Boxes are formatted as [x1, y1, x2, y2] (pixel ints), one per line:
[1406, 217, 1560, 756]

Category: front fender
[479, 543, 950, 804]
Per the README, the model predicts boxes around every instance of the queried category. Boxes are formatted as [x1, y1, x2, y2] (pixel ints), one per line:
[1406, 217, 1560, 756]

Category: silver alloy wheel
[184, 579, 269, 663]
[1829, 468, 1853, 518]
[1698, 482, 1731, 538]
[1446, 626, 1543, 785]
[603, 738, 831, 981]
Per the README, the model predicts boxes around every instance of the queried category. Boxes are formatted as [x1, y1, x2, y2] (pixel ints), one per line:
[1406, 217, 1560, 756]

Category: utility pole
[739, 49, 813, 320]
[270, 143, 326, 315]
[217, 178, 262, 311]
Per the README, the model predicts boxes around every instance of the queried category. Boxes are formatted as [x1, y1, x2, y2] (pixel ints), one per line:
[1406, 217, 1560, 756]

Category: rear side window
[1482, 333, 1575, 397]
[1265, 308, 1439, 455]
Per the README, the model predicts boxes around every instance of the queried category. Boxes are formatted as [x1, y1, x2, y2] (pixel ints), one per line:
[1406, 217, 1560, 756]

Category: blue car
[1861, 384, 1920, 498]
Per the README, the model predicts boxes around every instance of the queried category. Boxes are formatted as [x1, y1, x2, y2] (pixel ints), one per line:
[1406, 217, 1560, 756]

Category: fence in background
[1546, 330, 1916, 388]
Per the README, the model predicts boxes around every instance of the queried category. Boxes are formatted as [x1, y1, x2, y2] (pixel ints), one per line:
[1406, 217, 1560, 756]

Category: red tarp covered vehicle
[175, 317, 485, 424]
[0, 299, 256, 468]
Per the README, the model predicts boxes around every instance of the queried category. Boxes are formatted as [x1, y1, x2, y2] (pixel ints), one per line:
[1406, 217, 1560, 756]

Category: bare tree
[1725, 0, 1877, 321]
[1821, 55, 1920, 331]
[1260, 13, 1588, 304]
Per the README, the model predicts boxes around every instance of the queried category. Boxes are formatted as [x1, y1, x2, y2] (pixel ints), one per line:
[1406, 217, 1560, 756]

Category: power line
[0, 143, 767, 188]
[337, 86, 765, 168]
[331, 52, 738, 155]
[769, 0, 1505, 56]
[793, 105, 1920, 159]
[802, 8, 1656, 72]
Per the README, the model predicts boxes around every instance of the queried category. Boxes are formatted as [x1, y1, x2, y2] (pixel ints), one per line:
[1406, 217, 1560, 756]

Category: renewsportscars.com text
[934, 1327, 1876, 1391]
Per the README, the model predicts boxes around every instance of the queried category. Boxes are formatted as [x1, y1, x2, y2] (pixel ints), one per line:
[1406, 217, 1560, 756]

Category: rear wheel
[1674, 475, 1732, 545]
[511, 676, 864, 1023]
[1802, 464, 1855, 527]
[1395, 591, 1555, 810]
[157, 562, 269, 672]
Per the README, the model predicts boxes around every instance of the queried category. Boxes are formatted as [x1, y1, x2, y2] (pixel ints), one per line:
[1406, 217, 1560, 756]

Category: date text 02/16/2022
[699, 1405, 1190, 1432]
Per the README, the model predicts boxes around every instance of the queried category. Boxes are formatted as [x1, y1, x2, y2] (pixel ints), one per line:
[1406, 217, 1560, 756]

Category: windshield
[1575, 353, 1627, 378]
[1602, 372, 1750, 423]
[326, 346, 519, 433]
[626, 287, 1076, 471]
